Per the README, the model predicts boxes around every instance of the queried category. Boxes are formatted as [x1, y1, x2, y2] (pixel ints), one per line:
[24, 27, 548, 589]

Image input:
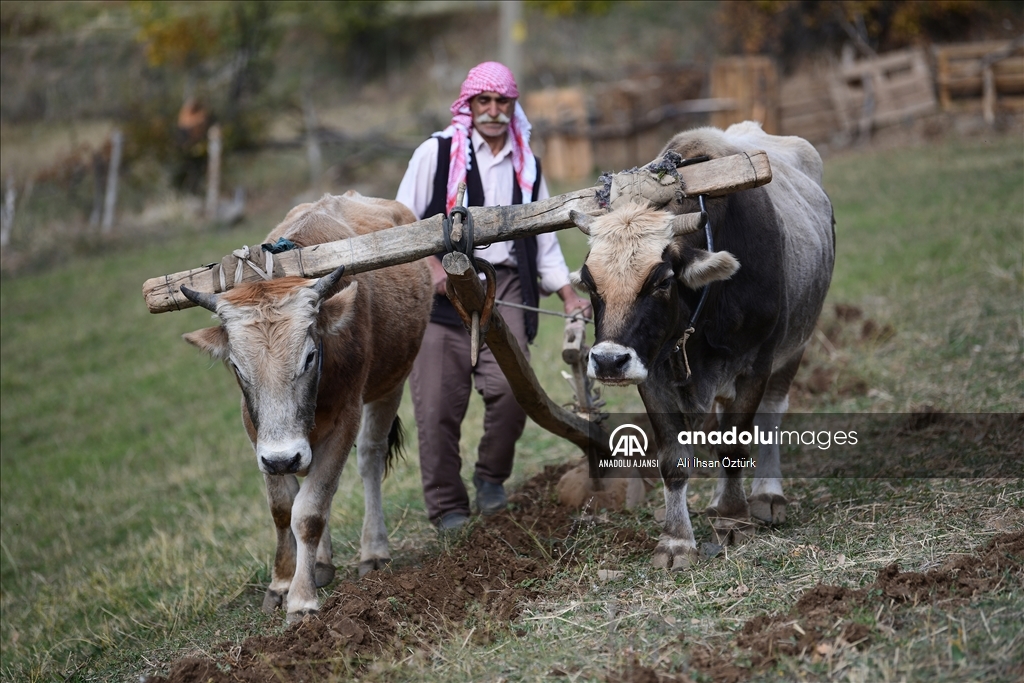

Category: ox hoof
[315, 561, 336, 588]
[285, 608, 318, 625]
[749, 493, 788, 526]
[651, 541, 699, 571]
[707, 516, 753, 546]
[358, 557, 392, 578]
[706, 505, 753, 546]
[261, 588, 286, 614]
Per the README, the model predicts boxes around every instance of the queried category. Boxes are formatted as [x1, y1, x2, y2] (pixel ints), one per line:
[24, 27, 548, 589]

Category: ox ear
[319, 281, 359, 335]
[679, 250, 740, 290]
[183, 326, 229, 361]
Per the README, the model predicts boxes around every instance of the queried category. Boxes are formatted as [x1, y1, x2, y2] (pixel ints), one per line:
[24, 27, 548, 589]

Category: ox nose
[591, 349, 631, 377]
[261, 452, 303, 475]
[257, 438, 312, 475]
[588, 342, 648, 384]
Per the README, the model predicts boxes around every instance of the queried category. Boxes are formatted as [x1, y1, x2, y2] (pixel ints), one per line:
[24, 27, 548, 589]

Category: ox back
[573, 122, 834, 570]
[183, 191, 433, 621]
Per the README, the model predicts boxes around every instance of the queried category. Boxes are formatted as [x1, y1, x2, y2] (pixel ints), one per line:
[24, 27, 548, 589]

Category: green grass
[814, 136, 1023, 412]
[2, 130, 1023, 682]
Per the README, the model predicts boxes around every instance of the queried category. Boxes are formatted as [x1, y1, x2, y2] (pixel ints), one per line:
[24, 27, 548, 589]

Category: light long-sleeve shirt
[396, 128, 572, 295]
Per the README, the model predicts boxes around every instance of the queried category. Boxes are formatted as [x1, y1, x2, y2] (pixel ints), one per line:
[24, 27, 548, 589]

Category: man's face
[470, 91, 514, 145]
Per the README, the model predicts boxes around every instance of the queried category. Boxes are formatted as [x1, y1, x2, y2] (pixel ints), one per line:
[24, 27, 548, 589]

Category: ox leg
[262, 473, 299, 613]
[706, 376, 767, 546]
[314, 523, 335, 588]
[647, 408, 700, 571]
[749, 352, 802, 526]
[706, 460, 752, 546]
[355, 386, 403, 577]
[285, 411, 359, 623]
[655, 466, 700, 570]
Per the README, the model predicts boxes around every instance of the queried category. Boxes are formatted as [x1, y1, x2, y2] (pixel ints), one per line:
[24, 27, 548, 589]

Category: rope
[674, 326, 695, 379]
[494, 298, 592, 324]
[674, 194, 713, 380]
[218, 245, 275, 292]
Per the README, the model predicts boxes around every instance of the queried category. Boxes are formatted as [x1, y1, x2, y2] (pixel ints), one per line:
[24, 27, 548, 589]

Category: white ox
[182, 192, 432, 621]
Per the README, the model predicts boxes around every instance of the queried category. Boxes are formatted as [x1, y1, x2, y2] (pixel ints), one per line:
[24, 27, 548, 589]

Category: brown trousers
[409, 267, 530, 523]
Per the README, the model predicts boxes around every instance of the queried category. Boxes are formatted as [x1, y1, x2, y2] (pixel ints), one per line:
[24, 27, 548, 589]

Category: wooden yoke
[442, 251, 611, 462]
[142, 150, 772, 314]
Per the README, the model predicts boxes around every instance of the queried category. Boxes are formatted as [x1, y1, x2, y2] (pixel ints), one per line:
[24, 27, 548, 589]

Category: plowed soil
[689, 530, 1024, 682]
[151, 463, 576, 683]
[148, 465, 1023, 683]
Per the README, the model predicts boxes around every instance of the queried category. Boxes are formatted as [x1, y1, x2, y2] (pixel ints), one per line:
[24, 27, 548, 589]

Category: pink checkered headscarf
[438, 61, 536, 213]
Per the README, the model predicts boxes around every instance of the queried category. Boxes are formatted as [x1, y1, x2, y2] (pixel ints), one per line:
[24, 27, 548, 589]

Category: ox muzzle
[257, 438, 313, 475]
[588, 341, 648, 385]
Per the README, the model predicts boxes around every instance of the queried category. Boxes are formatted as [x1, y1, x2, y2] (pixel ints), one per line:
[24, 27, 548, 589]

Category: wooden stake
[205, 124, 222, 220]
[982, 64, 996, 125]
[0, 176, 15, 248]
[101, 129, 122, 234]
[302, 94, 322, 191]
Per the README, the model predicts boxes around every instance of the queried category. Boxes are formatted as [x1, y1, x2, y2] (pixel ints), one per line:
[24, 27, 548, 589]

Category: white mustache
[475, 112, 511, 125]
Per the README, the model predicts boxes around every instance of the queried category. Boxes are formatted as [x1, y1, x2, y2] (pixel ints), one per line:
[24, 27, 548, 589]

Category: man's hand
[557, 284, 592, 319]
[428, 256, 448, 296]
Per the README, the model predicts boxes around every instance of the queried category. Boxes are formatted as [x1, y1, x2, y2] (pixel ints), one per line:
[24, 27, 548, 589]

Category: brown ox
[182, 192, 432, 622]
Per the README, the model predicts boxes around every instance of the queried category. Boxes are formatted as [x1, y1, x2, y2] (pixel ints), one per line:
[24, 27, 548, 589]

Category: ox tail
[384, 415, 406, 479]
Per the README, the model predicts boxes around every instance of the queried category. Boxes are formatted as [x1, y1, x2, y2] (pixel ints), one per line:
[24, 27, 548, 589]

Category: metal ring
[443, 205, 476, 270]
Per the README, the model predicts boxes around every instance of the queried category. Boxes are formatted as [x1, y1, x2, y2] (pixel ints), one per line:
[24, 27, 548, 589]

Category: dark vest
[425, 135, 543, 342]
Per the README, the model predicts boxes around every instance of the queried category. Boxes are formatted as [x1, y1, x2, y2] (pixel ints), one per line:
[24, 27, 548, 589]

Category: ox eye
[229, 360, 247, 383]
[303, 348, 317, 373]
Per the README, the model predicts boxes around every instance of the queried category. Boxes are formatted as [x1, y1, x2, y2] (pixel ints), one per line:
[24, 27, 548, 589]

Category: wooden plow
[143, 150, 773, 495]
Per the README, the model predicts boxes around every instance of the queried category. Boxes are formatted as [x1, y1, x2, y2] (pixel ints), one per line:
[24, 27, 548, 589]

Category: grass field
[1, 129, 1022, 682]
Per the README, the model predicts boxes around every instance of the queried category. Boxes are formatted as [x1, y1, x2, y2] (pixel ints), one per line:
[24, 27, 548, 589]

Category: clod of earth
[689, 530, 1023, 681]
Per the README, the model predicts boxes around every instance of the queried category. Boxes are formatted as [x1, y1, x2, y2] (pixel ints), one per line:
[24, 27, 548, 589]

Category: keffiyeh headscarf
[437, 61, 536, 214]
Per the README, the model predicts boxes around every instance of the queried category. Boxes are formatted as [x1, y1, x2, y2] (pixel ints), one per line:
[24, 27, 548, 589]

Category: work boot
[473, 474, 507, 516]
[437, 511, 470, 533]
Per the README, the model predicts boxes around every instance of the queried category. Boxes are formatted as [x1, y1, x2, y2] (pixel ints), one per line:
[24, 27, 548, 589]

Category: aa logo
[609, 424, 648, 458]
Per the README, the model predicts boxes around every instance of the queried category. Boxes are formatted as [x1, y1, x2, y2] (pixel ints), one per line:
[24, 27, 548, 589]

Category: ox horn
[180, 285, 220, 312]
[670, 211, 707, 236]
[310, 264, 347, 300]
[569, 210, 594, 236]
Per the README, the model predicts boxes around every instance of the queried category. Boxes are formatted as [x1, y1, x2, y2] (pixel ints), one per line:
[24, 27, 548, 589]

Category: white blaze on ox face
[577, 203, 677, 385]
[183, 276, 359, 476]
[217, 285, 324, 474]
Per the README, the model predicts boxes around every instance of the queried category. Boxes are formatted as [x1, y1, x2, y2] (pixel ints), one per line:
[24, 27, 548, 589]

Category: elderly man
[397, 61, 589, 531]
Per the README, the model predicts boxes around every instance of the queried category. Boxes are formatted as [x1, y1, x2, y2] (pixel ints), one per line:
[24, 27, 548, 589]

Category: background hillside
[1, 1, 1021, 275]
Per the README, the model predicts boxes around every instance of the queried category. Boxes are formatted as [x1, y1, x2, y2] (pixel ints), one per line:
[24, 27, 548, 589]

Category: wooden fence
[934, 39, 1024, 124]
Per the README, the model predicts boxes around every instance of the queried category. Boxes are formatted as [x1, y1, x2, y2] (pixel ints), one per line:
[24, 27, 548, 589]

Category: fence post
[89, 151, 105, 228]
[101, 129, 123, 234]
[205, 124, 222, 220]
[982, 64, 996, 125]
[0, 176, 16, 248]
[302, 93, 322, 191]
[499, 0, 524, 81]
